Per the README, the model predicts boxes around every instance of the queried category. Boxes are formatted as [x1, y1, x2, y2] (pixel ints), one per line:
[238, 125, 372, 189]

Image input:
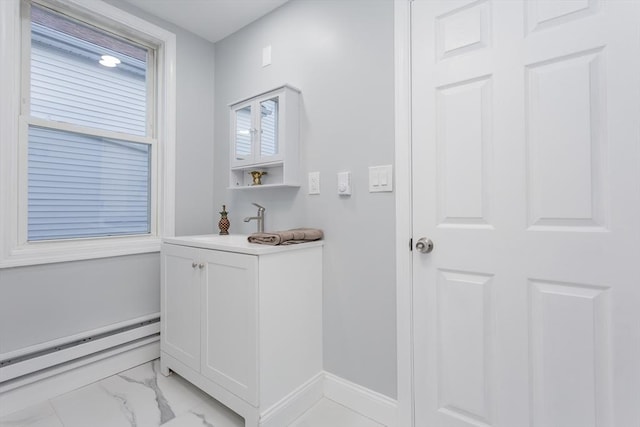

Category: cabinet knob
[198, 263, 205, 269]
[192, 262, 198, 268]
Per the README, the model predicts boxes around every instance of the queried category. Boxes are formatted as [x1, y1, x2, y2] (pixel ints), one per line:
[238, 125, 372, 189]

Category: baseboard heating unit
[0, 313, 160, 386]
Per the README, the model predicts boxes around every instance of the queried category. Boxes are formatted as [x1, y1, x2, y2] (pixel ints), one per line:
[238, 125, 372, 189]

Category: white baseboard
[260, 372, 324, 427]
[263, 371, 398, 427]
[0, 337, 159, 417]
[323, 372, 398, 427]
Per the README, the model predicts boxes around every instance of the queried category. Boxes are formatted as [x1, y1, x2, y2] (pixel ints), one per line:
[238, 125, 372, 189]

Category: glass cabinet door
[234, 105, 253, 162]
[259, 97, 279, 158]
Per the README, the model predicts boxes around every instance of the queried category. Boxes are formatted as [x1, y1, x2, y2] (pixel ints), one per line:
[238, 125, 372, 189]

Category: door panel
[529, 280, 610, 427]
[437, 270, 493, 425]
[525, 48, 606, 230]
[436, 76, 492, 228]
[411, 1, 640, 426]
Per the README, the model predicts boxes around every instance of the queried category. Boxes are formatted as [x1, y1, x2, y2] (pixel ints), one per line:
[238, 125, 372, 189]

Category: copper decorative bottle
[218, 205, 230, 235]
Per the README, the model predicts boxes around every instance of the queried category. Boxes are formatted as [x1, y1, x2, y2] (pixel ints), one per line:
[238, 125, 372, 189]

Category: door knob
[415, 237, 434, 254]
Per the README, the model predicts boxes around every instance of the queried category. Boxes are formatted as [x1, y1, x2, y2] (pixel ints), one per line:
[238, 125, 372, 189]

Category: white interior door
[411, 1, 640, 426]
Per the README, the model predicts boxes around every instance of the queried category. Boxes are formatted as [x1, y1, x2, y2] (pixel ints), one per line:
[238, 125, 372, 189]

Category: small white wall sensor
[337, 171, 351, 196]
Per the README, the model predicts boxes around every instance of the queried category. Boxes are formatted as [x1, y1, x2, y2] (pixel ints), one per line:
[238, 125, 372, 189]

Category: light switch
[380, 171, 388, 186]
[308, 171, 320, 195]
[372, 171, 380, 187]
[369, 165, 393, 192]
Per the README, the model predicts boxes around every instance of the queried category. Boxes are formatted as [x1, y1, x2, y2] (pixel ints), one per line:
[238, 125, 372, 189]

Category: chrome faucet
[243, 202, 265, 233]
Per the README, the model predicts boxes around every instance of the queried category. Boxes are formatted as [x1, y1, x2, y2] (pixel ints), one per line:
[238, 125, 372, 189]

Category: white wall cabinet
[229, 85, 300, 189]
[161, 236, 323, 426]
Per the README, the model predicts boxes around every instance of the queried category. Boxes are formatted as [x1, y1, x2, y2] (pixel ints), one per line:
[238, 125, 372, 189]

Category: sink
[163, 234, 323, 255]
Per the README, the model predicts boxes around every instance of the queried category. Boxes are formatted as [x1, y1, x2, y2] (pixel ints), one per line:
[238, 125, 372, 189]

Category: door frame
[394, 0, 413, 426]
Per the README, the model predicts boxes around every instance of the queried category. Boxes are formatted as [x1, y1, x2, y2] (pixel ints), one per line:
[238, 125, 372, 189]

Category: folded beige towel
[248, 228, 324, 245]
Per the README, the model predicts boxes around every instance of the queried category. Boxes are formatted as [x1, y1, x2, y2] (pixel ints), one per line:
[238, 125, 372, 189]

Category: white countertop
[163, 234, 324, 255]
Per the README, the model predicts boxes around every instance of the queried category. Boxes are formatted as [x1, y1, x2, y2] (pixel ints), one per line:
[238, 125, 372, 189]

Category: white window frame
[0, 0, 176, 268]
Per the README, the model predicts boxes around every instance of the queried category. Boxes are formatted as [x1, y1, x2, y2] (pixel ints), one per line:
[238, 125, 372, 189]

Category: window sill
[0, 235, 162, 269]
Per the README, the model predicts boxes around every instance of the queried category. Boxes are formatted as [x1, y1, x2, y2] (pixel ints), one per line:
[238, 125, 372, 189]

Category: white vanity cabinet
[160, 235, 323, 427]
[229, 85, 300, 189]
[162, 244, 258, 404]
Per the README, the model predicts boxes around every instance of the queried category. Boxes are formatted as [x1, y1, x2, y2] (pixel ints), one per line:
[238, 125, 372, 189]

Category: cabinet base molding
[160, 352, 260, 425]
[161, 352, 323, 427]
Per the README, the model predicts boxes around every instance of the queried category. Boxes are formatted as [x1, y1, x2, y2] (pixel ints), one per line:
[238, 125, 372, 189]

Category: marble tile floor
[0, 360, 385, 427]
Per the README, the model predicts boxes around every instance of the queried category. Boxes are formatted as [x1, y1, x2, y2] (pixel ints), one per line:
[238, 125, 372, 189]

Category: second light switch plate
[369, 165, 393, 192]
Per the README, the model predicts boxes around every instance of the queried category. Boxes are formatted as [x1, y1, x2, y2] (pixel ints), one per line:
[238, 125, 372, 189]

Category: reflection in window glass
[235, 105, 252, 159]
[30, 5, 148, 136]
[260, 98, 278, 157]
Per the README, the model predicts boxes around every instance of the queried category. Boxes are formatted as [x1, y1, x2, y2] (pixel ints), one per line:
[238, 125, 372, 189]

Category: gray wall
[0, 2, 215, 354]
[214, 0, 396, 398]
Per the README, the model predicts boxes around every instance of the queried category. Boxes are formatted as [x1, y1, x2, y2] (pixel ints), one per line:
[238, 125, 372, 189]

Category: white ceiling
[120, 0, 289, 43]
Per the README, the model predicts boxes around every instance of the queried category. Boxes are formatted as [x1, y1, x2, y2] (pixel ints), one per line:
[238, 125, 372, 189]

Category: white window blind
[26, 4, 153, 242]
[260, 98, 278, 156]
[28, 127, 151, 241]
[235, 105, 252, 158]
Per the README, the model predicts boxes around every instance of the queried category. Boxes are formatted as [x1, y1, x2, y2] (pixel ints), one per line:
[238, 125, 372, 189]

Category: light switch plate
[369, 165, 393, 192]
[262, 45, 272, 67]
[308, 171, 320, 195]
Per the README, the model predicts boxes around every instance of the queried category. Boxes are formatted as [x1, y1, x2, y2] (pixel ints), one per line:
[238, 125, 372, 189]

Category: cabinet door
[231, 101, 255, 168]
[200, 250, 259, 405]
[161, 244, 201, 371]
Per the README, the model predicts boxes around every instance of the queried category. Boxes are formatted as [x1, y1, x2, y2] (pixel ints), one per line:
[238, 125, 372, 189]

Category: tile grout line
[47, 400, 66, 427]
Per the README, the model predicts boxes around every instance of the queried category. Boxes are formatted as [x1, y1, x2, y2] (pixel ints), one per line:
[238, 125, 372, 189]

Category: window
[0, 0, 176, 267]
[28, 4, 152, 241]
